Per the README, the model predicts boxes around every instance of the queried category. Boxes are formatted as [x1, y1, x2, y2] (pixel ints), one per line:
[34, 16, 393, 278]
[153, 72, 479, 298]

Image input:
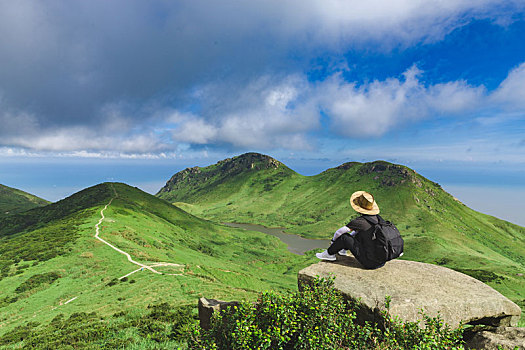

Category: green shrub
[191, 243, 215, 256]
[188, 276, 465, 349]
[137, 302, 197, 342]
[0, 303, 197, 348]
[0, 321, 40, 346]
[455, 269, 504, 283]
[106, 278, 119, 287]
[15, 271, 60, 293]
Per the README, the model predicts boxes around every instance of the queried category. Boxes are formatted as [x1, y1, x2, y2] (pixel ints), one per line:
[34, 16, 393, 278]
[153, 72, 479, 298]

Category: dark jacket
[346, 215, 383, 268]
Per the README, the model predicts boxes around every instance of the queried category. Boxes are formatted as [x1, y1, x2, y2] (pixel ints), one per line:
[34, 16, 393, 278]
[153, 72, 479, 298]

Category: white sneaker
[338, 249, 347, 256]
[316, 250, 336, 261]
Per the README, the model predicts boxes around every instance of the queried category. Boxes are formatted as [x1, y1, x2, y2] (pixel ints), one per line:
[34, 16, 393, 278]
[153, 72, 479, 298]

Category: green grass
[0, 182, 314, 348]
[1, 153, 524, 347]
[158, 153, 525, 320]
[0, 184, 49, 219]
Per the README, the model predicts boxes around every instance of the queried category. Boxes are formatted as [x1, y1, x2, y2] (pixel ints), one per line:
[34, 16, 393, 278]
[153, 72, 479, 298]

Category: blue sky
[0, 1, 524, 226]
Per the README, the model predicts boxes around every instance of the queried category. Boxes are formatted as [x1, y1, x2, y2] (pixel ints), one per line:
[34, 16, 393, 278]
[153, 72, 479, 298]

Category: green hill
[0, 184, 50, 219]
[0, 182, 310, 348]
[157, 153, 525, 320]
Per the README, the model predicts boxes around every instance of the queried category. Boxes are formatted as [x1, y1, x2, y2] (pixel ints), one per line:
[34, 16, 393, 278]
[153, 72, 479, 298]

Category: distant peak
[359, 160, 402, 173]
[172, 153, 284, 178]
[217, 152, 284, 171]
[157, 153, 291, 196]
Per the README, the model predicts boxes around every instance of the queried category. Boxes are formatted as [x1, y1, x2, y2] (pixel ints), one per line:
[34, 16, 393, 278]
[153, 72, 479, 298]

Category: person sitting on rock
[316, 191, 393, 269]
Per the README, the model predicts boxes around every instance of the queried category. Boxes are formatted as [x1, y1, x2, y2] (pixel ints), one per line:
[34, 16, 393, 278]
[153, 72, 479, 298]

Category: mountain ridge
[0, 183, 113, 238]
[156, 152, 525, 318]
[158, 154, 435, 204]
[0, 184, 50, 219]
[0, 182, 310, 346]
[0, 162, 523, 346]
[157, 152, 295, 201]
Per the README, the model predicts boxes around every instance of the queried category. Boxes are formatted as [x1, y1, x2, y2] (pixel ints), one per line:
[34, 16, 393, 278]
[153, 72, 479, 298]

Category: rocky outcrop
[466, 326, 525, 349]
[214, 152, 284, 172]
[157, 166, 203, 194]
[298, 257, 521, 329]
[334, 162, 359, 170]
[198, 297, 239, 330]
[357, 161, 426, 187]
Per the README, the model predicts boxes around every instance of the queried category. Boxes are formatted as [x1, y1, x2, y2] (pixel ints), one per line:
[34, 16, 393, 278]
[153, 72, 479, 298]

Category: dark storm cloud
[0, 1, 308, 132]
[0, 0, 523, 153]
[0, 1, 210, 127]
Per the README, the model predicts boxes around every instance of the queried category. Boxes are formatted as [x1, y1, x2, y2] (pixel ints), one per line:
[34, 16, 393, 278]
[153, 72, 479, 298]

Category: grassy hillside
[0, 184, 49, 219]
[0, 182, 312, 348]
[157, 153, 525, 320]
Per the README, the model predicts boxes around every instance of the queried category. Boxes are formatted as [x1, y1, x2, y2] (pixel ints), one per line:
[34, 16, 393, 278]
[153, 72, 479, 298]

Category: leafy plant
[15, 271, 60, 293]
[188, 276, 465, 350]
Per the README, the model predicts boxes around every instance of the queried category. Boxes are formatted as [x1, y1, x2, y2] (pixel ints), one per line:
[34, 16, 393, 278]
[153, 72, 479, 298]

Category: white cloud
[317, 66, 485, 137]
[2, 60, 523, 155]
[168, 61, 516, 146]
[171, 118, 218, 144]
[270, 0, 522, 47]
[490, 62, 525, 109]
[0, 147, 179, 160]
[0, 0, 521, 133]
[426, 80, 486, 114]
[1, 124, 167, 154]
[169, 75, 319, 149]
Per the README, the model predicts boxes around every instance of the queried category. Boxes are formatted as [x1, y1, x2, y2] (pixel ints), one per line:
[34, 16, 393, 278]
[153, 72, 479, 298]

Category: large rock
[198, 297, 239, 330]
[466, 327, 525, 349]
[298, 256, 521, 329]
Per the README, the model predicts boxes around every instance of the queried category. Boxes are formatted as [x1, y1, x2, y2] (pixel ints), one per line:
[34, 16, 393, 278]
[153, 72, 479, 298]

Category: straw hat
[350, 191, 380, 215]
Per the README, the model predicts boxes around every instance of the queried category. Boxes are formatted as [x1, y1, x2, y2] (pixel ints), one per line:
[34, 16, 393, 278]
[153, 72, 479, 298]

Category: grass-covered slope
[157, 153, 525, 318]
[0, 184, 49, 219]
[157, 152, 295, 202]
[0, 182, 311, 347]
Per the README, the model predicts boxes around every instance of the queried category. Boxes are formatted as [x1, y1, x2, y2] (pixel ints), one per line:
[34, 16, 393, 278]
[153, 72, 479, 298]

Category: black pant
[327, 233, 384, 269]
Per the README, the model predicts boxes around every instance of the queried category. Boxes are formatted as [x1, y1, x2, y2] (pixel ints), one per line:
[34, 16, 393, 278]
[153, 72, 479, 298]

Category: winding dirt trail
[35, 186, 183, 312]
[95, 186, 183, 279]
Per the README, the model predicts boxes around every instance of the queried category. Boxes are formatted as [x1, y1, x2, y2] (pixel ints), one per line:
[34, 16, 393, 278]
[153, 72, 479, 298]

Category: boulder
[198, 297, 239, 330]
[298, 256, 521, 329]
[466, 327, 525, 349]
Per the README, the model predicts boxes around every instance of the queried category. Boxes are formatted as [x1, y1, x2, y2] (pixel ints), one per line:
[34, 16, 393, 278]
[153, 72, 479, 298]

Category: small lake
[224, 222, 330, 256]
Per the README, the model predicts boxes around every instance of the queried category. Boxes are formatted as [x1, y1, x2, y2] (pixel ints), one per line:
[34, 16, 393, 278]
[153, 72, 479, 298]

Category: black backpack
[364, 215, 404, 263]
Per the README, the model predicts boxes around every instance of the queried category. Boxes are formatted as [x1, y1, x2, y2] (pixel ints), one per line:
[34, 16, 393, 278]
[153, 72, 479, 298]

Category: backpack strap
[362, 215, 380, 225]
[362, 215, 380, 240]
